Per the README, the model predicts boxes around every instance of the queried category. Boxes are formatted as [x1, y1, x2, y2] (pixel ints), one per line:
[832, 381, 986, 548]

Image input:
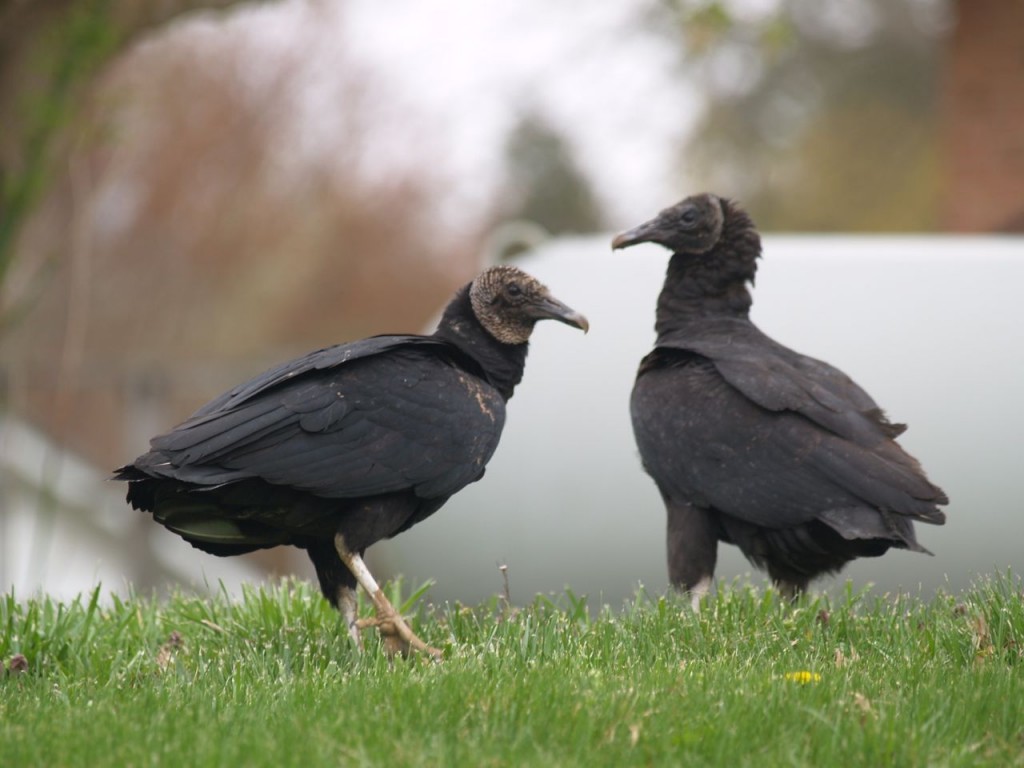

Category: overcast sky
[229, 0, 701, 228]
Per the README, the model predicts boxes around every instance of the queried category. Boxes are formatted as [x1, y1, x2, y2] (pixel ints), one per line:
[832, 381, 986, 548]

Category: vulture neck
[654, 224, 761, 343]
[433, 286, 527, 401]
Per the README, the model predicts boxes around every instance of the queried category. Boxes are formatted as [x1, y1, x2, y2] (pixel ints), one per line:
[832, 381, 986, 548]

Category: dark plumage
[115, 265, 588, 654]
[613, 194, 947, 603]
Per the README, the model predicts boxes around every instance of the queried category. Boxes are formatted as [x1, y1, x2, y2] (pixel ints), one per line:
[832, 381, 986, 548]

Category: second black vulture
[115, 265, 588, 655]
[613, 193, 947, 604]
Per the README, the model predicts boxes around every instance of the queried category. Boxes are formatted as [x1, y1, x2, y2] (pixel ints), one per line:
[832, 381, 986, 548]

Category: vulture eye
[506, 282, 523, 298]
[680, 208, 699, 227]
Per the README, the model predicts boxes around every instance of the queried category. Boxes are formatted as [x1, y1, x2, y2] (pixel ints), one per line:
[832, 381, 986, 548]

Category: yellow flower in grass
[784, 671, 822, 684]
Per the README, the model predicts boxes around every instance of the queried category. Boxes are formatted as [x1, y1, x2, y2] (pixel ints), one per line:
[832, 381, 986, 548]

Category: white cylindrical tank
[374, 234, 1024, 606]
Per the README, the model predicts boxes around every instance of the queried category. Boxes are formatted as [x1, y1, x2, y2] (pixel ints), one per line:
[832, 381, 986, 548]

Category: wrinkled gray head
[469, 265, 589, 345]
[611, 193, 725, 255]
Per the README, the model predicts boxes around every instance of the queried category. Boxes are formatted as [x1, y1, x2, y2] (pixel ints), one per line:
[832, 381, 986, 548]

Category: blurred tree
[2, 10, 485, 470]
[1, 4, 486, 595]
[658, 0, 949, 231]
[500, 114, 606, 247]
[941, 0, 1024, 232]
[0, 0, 255, 331]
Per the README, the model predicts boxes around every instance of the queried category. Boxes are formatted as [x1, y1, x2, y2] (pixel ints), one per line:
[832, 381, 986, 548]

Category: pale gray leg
[334, 533, 441, 659]
[666, 498, 719, 611]
[773, 578, 808, 602]
[336, 585, 362, 650]
[689, 575, 713, 612]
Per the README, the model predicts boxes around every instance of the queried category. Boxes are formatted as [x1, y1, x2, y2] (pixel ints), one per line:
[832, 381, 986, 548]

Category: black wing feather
[635, 324, 946, 535]
[659, 317, 899, 446]
[128, 337, 505, 501]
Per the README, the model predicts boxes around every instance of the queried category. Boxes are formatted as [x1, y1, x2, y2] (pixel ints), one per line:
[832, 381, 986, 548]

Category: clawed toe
[356, 613, 441, 659]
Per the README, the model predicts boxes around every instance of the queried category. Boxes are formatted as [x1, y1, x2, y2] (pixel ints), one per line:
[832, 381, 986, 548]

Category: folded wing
[125, 338, 505, 502]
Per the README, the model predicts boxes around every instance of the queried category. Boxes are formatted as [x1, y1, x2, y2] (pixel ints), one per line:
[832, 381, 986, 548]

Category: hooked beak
[611, 218, 661, 250]
[528, 294, 590, 334]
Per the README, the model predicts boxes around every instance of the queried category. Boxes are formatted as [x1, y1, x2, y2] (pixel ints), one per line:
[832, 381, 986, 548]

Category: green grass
[2, 574, 1023, 767]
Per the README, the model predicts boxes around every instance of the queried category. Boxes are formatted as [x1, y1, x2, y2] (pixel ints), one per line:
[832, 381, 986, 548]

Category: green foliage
[0, 0, 122, 329]
[662, 0, 948, 231]
[501, 114, 606, 240]
[2, 574, 1023, 766]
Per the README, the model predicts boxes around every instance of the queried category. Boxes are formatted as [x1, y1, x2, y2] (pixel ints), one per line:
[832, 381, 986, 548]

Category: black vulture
[612, 194, 948, 605]
[115, 265, 588, 655]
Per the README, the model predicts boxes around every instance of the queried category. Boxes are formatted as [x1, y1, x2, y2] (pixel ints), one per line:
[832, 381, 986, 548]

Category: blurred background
[1, 0, 1022, 606]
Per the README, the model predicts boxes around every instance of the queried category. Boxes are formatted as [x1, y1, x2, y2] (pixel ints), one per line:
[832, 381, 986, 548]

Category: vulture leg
[334, 533, 442, 659]
[336, 585, 362, 650]
[666, 498, 718, 611]
[770, 574, 808, 602]
[306, 540, 364, 651]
